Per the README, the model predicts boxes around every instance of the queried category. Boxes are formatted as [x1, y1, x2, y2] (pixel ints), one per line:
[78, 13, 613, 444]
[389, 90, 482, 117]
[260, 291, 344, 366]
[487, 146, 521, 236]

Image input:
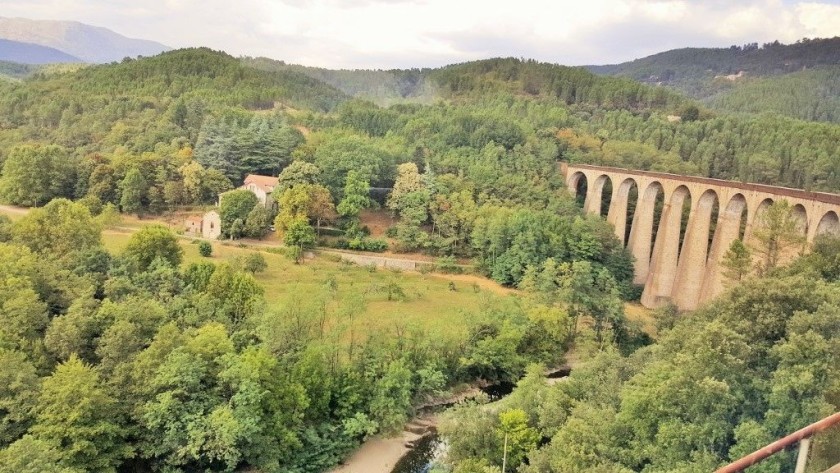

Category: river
[332, 369, 569, 473]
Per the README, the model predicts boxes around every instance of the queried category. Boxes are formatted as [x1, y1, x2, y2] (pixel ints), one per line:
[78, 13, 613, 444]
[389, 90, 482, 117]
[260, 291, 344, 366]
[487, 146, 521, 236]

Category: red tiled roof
[244, 174, 279, 189]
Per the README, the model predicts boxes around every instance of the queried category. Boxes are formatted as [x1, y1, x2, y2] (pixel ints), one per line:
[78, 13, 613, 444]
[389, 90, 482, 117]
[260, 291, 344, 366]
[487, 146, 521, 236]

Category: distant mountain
[0, 38, 82, 64]
[0, 17, 170, 63]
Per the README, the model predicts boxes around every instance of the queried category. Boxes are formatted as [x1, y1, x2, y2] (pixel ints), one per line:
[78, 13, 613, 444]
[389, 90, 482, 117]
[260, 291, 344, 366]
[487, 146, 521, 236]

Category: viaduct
[561, 163, 840, 311]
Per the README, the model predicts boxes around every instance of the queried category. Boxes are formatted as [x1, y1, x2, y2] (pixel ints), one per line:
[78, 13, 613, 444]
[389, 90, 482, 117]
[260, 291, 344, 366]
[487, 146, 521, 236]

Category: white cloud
[0, 0, 837, 68]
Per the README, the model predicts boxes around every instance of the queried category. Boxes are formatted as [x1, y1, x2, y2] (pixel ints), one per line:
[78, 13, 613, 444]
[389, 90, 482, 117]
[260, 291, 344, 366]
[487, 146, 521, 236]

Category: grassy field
[4, 205, 653, 344]
[102, 230, 497, 343]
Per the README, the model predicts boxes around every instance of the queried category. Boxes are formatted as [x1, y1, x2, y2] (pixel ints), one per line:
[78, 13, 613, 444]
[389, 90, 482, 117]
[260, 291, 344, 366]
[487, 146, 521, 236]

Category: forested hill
[245, 57, 437, 105]
[706, 67, 840, 123]
[587, 37, 840, 123]
[1, 47, 838, 194]
[248, 56, 690, 112]
[588, 37, 840, 89]
[430, 58, 688, 110]
[0, 60, 38, 81]
[0, 48, 347, 157]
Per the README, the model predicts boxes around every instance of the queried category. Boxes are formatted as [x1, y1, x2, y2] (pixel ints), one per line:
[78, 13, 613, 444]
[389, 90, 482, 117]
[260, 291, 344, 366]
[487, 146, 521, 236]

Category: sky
[1, 0, 839, 69]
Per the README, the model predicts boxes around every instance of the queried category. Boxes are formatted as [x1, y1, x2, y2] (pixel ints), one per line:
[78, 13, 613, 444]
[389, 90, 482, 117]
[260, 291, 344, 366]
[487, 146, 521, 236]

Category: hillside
[588, 37, 840, 91]
[245, 57, 437, 106]
[0, 60, 39, 81]
[0, 38, 82, 64]
[705, 66, 840, 123]
[0, 48, 347, 157]
[0, 16, 170, 63]
[588, 37, 840, 123]
[251, 56, 691, 112]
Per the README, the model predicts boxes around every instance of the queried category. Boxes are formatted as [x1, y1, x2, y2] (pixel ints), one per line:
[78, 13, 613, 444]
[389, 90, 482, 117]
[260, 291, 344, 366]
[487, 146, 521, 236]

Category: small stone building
[202, 210, 221, 240]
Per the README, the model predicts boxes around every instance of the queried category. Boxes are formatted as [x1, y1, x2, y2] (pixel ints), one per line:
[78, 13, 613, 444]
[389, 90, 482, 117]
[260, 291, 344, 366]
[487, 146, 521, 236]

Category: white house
[217, 174, 280, 210]
[241, 174, 279, 209]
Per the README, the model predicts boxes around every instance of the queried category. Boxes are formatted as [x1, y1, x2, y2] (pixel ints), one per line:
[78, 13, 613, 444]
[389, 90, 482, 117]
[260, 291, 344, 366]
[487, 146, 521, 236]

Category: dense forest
[588, 37, 840, 123]
[0, 197, 639, 472]
[588, 37, 840, 93]
[437, 237, 840, 473]
[0, 41, 838, 472]
[705, 67, 840, 123]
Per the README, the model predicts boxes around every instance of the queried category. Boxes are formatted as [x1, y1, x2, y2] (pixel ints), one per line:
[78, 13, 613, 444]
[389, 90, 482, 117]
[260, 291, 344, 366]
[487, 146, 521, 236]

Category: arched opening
[622, 179, 639, 247]
[627, 181, 664, 285]
[647, 182, 665, 260]
[816, 211, 840, 237]
[755, 198, 774, 222]
[747, 198, 774, 242]
[790, 204, 809, 238]
[598, 175, 613, 217]
[700, 190, 720, 260]
[737, 199, 749, 240]
[674, 186, 692, 258]
[570, 172, 588, 208]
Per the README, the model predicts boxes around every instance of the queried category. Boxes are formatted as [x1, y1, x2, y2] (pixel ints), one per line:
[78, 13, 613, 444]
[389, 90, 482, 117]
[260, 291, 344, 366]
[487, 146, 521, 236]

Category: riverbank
[330, 415, 438, 473]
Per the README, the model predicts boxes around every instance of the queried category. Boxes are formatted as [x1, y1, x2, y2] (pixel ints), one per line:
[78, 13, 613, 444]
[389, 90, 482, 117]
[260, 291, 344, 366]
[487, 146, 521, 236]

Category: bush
[329, 237, 388, 252]
[436, 256, 461, 274]
[198, 241, 212, 257]
[243, 253, 268, 273]
[349, 238, 388, 252]
[285, 246, 303, 264]
[319, 227, 345, 237]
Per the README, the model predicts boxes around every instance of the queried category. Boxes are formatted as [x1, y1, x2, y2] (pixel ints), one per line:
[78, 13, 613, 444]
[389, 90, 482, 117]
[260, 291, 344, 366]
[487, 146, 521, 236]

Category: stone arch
[627, 181, 665, 284]
[730, 194, 749, 240]
[790, 203, 809, 236]
[701, 189, 721, 260]
[606, 177, 639, 245]
[745, 197, 774, 242]
[568, 171, 588, 207]
[641, 185, 692, 308]
[699, 193, 749, 306]
[627, 181, 664, 285]
[754, 198, 774, 222]
[816, 211, 840, 236]
[671, 188, 718, 310]
[585, 174, 613, 216]
[721, 193, 749, 240]
[671, 185, 693, 259]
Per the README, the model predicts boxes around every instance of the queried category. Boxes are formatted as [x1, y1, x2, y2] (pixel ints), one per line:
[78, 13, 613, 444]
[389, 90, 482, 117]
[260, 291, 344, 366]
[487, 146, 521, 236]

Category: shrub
[436, 256, 461, 274]
[285, 246, 303, 264]
[319, 227, 345, 237]
[243, 253, 268, 273]
[329, 237, 388, 252]
[349, 238, 388, 252]
[198, 241, 212, 257]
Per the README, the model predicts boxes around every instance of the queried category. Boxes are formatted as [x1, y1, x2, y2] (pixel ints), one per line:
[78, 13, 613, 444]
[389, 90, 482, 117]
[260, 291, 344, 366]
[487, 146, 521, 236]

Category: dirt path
[0, 204, 29, 217]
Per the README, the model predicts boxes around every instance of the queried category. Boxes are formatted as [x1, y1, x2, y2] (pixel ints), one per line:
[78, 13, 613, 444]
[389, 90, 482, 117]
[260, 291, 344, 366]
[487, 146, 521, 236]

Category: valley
[0, 10, 838, 473]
